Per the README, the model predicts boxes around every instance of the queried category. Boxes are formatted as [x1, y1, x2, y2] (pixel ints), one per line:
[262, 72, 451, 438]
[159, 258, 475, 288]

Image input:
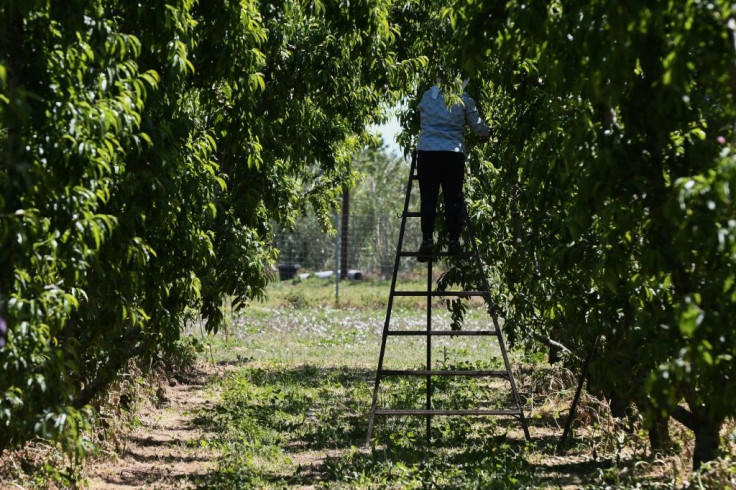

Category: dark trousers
[417, 150, 465, 241]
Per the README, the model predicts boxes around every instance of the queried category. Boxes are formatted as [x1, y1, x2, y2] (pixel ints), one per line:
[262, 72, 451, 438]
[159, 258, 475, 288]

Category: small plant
[0, 441, 87, 488]
[284, 289, 311, 309]
[160, 336, 206, 376]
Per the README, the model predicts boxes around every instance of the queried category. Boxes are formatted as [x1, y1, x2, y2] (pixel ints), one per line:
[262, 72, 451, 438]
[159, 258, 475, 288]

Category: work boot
[417, 238, 434, 263]
[448, 239, 462, 256]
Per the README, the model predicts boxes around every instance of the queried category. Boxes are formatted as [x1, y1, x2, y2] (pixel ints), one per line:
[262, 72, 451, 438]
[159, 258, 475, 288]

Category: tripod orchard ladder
[365, 151, 531, 443]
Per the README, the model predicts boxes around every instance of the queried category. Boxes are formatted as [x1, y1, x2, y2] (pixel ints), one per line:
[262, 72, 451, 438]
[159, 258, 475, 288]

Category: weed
[22, 281, 731, 488]
[284, 289, 311, 309]
[0, 359, 170, 488]
[0, 441, 87, 488]
[198, 359, 537, 488]
[190, 295, 685, 487]
[160, 335, 207, 376]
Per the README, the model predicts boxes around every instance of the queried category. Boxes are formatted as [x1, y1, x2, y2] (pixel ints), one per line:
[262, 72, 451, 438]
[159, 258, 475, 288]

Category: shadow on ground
[87, 366, 220, 489]
[187, 362, 670, 488]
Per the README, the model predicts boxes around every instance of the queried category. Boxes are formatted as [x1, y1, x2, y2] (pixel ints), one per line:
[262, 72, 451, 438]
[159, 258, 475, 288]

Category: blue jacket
[417, 85, 490, 153]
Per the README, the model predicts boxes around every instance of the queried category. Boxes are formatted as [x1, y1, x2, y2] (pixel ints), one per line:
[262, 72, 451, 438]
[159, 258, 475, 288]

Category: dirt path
[86, 366, 220, 489]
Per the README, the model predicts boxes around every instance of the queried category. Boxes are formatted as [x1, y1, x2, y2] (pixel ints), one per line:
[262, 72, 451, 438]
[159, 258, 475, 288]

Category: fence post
[340, 188, 350, 280]
[335, 211, 340, 305]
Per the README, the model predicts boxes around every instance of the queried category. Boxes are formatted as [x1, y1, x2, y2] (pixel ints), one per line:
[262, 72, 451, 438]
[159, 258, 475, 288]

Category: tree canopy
[0, 0, 424, 456]
[432, 0, 736, 467]
[2, 0, 735, 470]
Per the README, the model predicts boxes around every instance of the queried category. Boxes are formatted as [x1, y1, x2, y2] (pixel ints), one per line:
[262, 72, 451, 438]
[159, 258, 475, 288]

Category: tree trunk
[693, 419, 722, 470]
[609, 391, 629, 420]
[672, 405, 723, 470]
[648, 416, 673, 454]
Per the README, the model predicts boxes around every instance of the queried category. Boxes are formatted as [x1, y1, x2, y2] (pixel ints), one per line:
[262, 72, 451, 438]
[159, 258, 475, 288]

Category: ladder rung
[393, 291, 487, 297]
[403, 212, 421, 217]
[379, 369, 508, 377]
[411, 174, 419, 180]
[399, 251, 473, 258]
[374, 409, 521, 416]
[387, 330, 498, 337]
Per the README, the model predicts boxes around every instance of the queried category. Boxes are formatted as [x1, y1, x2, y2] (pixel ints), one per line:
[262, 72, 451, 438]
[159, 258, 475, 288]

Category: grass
[3, 278, 734, 488]
[196, 363, 531, 488]
[186, 277, 726, 488]
[252, 275, 440, 309]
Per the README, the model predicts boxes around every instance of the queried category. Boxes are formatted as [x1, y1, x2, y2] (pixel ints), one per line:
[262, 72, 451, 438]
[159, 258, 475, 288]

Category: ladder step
[379, 369, 508, 378]
[399, 251, 473, 259]
[393, 291, 488, 297]
[387, 330, 498, 337]
[403, 212, 421, 217]
[374, 409, 521, 416]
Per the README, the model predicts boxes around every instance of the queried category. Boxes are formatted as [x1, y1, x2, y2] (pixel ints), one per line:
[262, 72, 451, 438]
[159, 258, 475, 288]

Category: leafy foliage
[429, 0, 736, 467]
[0, 0, 424, 455]
[272, 145, 416, 277]
[3, 0, 735, 472]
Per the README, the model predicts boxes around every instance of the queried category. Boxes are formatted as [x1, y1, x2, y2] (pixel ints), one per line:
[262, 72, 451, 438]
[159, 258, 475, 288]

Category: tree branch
[533, 334, 578, 359]
[670, 404, 696, 431]
[73, 331, 148, 409]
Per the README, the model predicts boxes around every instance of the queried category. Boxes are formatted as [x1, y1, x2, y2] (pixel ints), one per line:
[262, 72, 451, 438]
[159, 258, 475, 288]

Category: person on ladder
[416, 78, 490, 262]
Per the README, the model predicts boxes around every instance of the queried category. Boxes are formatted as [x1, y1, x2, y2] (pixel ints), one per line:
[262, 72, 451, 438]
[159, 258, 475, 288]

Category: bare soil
[85, 366, 221, 489]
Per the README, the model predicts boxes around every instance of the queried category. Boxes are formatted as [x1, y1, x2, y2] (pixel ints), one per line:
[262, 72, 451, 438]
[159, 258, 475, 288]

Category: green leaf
[678, 301, 703, 338]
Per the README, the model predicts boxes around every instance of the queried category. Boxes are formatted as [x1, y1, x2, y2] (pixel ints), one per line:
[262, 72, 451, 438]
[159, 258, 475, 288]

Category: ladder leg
[426, 254, 433, 441]
[557, 334, 600, 453]
[366, 152, 417, 445]
[464, 209, 531, 440]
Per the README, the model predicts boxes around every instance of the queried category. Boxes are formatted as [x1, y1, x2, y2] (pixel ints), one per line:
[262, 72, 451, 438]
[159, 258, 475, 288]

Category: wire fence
[273, 211, 424, 281]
